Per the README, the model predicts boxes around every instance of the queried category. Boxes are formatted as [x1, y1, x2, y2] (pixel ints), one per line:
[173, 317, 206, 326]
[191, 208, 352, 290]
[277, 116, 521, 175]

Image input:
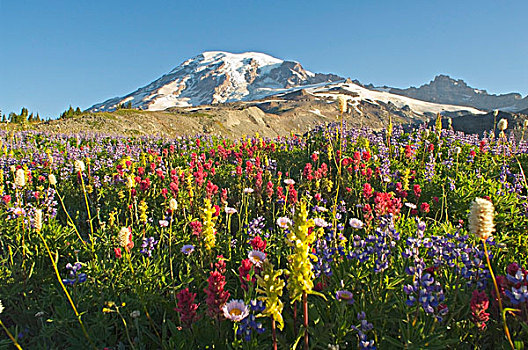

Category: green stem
[303, 291, 309, 350]
[54, 185, 86, 247]
[482, 240, 514, 349]
[37, 229, 96, 349]
[117, 310, 137, 350]
[79, 172, 95, 250]
[0, 320, 23, 350]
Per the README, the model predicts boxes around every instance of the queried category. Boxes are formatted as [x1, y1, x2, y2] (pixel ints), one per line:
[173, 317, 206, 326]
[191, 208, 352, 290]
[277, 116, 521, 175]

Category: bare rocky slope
[34, 83, 511, 139]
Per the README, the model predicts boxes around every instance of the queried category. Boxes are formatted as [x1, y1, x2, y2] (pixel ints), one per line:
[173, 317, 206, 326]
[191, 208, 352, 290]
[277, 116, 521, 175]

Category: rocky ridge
[379, 74, 528, 112]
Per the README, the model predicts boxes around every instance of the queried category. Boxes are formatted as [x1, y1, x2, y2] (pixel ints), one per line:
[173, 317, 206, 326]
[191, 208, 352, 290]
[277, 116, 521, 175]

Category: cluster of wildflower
[237, 300, 266, 341]
[138, 200, 148, 225]
[312, 231, 334, 278]
[204, 256, 230, 318]
[246, 216, 267, 238]
[428, 230, 490, 289]
[249, 236, 266, 251]
[348, 215, 399, 273]
[424, 153, 435, 182]
[62, 262, 87, 286]
[499, 263, 528, 310]
[498, 164, 524, 195]
[402, 220, 448, 321]
[351, 312, 376, 350]
[40, 187, 58, 219]
[175, 288, 200, 328]
[140, 237, 158, 257]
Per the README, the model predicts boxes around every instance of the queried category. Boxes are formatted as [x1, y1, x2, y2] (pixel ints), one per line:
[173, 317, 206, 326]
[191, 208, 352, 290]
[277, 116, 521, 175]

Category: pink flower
[470, 290, 490, 330]
[175, 288, 200, 327]
[204, 266, 230, 318]
[363, 183, 373, 199]
[250, 236, 266, 251]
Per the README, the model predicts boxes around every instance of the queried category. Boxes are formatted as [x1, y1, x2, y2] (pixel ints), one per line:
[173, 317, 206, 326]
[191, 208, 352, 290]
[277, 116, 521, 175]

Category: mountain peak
[89, 51, 342, 112]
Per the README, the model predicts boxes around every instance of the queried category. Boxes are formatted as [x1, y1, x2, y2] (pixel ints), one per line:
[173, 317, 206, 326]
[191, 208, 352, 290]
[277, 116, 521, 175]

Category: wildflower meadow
[1, 115, 528, 349]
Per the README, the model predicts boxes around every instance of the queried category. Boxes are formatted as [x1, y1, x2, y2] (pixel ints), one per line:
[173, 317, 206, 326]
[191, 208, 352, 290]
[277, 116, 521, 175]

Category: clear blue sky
[1, 0, 527, 118]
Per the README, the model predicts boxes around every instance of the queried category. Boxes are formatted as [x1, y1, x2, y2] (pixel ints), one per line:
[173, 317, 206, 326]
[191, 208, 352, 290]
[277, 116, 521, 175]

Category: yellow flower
[256, 260, 285, 330]
[139, 200, 148, 224]
[201, 198, 217, 250]
[286, 202, 316, 302]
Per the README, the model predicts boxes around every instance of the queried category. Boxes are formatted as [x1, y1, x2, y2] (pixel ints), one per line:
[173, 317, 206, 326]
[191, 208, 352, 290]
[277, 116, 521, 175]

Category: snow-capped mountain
[88, 51, 343, 112]
[374, 75, 528, 112]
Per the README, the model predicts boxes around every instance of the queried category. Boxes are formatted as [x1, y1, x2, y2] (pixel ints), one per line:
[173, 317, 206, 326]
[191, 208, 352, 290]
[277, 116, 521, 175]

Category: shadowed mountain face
[88, 51, 343, 112]
[383, 75, 528, 112]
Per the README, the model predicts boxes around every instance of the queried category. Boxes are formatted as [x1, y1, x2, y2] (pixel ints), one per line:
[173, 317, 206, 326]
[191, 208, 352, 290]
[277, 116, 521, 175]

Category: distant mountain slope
[88, 51, 343, 112]
[45, 78, 487, 139]
[378, 75, 528, 112]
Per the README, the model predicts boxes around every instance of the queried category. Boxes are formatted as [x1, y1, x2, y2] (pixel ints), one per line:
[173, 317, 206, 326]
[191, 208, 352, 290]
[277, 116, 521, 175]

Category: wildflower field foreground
[1, 119, 528, 349]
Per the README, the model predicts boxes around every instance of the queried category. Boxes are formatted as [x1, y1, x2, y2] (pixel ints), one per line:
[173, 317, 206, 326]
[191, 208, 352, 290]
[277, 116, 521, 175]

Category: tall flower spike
[35, 209, 43, 232]
[468, 198, 495, 240]
[286, 202, 317, 302]
[337, 95, 347, 114]
[256, 260, 285, 330]
[201, 198, 217, 250]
